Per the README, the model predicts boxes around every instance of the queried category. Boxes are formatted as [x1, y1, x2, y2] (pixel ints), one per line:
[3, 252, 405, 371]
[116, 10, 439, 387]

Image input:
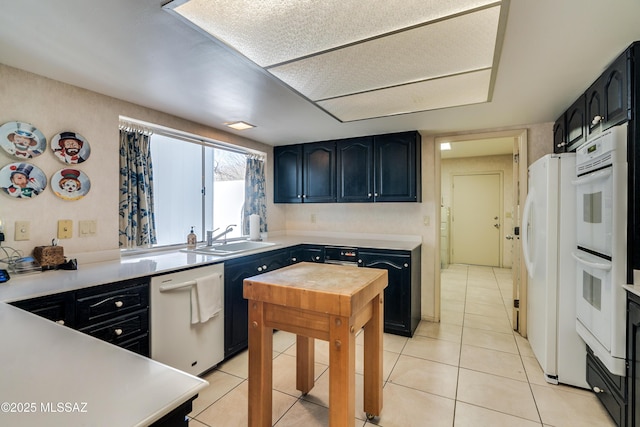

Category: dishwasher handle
[159, 280, 196, 292]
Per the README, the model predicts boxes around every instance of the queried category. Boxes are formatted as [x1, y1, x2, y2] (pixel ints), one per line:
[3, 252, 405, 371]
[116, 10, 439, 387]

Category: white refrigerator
[522, 153, 587, 388]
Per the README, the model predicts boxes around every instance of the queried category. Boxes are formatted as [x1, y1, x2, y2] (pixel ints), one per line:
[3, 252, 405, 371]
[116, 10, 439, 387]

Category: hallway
[187, 264, 615, 426]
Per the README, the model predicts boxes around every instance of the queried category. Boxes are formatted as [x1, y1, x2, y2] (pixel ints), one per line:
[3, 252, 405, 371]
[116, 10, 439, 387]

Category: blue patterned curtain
[119, 128, 157, 248]
[243, 156, 267, 235]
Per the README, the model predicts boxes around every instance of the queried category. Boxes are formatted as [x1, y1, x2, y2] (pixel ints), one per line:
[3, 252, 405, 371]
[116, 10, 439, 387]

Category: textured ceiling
[169, 0, 507, 122]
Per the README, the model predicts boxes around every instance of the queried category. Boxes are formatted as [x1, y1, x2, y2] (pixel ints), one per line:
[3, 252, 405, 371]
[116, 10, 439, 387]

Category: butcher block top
[243, 262, 388, 317]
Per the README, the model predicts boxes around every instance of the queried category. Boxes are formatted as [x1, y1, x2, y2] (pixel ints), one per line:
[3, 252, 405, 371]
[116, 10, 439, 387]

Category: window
[150, 133, 248, 246]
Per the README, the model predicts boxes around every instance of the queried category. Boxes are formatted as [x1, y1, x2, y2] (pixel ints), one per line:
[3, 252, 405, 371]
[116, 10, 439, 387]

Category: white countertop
[0, 232, 421, 303]
[0, 232, 419, 426]
[0, 303, 207, 427]
[624, 284, 640, 298]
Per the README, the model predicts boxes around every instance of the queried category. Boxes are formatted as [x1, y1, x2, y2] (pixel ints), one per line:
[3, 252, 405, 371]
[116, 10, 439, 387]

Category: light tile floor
[188, 264, 616, 426]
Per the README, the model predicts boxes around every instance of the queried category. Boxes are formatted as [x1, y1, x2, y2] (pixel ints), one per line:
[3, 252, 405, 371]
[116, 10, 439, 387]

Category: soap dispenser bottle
[187, 226, 197, 249]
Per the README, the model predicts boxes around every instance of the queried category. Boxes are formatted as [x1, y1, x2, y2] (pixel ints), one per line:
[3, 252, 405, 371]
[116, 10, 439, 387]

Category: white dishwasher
[150, 263, 224, 376]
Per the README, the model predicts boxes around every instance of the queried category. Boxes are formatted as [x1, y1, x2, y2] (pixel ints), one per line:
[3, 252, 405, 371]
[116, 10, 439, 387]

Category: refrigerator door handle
[522, 188, 535, 278]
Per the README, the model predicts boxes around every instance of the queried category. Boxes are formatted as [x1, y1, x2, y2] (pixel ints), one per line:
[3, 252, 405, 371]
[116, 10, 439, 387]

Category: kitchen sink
[182, 240, 275, 255]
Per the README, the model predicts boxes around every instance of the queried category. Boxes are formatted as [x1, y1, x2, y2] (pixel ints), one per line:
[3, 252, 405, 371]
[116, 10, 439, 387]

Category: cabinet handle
[56, 320, 65, 325]
[368, 193, 372, 198]
[302, 194, 306, 199]
[115, 301, 124, 308]
[262, 264, 268, 270]
[358, 259, 363, 264]
[592, 115, 603, 125]
[593, 386, 604, 394]
[257, 266, 263, 272]
[404, 263, 409, 268]
[292, 257, 297, 262]
[297, 195, 301, 198]
[315, 256, 320, 261]
[114, 328, 123, 336]
[556, 141, 567, 148]
[374, 193, 379, 197]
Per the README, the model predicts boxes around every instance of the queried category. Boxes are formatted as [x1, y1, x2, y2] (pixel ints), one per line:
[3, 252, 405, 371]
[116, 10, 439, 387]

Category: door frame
[435, 129, 528, 335]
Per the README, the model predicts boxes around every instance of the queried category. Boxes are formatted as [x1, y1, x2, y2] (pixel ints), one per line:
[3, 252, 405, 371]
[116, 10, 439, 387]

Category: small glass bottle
[187, 226, 197, 249]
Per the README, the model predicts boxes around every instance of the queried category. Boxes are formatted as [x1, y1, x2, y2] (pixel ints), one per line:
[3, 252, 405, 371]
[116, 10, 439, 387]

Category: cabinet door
[274, 144, 303, 203]
[602, 52, 630, 129]
[301, 245, 325, 263]
[303, 141, 336, 203]
[359, 251, 411, 335]
[566, 94, 587, 151]
[628, 295, 640, 427]
[373, 131, 421, 202]
[10, 292, 75, 327]
[586, 76, 604, 138]
[224, 258, 261, 358]
[553, 114, 567, 153]
[337, 137, 374, 202]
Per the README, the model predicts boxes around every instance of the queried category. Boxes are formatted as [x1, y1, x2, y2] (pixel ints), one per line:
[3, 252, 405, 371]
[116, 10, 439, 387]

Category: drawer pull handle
[593, 386, 604, 394]
[114, 328, 123, 336]
[115, 301, 124, 308]
[257, 267, 263, 272]
[56, 320, 65, 325]
[404, 263, 409, 268]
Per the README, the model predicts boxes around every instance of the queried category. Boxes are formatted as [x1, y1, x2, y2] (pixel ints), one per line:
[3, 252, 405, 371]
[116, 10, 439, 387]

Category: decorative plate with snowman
[0, 121, 47, 159]
[51, 168, 91, 201]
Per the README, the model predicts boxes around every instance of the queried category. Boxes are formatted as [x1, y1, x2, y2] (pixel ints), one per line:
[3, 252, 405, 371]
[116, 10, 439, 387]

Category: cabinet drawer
[10, 292, 75, 327]
[118, 333, 150, 357]
[76, 281, 149, 327]
[79, 308, 149, 345]
[586, 349, 626, 426]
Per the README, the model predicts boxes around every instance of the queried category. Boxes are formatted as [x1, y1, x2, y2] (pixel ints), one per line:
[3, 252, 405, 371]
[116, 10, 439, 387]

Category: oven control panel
[324, 246, 359, 265]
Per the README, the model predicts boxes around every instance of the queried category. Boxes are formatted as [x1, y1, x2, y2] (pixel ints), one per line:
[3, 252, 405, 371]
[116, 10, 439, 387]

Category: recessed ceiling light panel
[171, 0, 499, 67]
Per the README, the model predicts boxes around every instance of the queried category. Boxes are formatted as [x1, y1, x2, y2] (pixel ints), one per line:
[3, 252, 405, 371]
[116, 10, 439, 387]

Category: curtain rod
[119, 116, 266, 158]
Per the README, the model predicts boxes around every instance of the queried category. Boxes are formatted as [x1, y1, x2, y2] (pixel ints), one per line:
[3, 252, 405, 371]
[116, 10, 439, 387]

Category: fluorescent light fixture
[440, 142, 452, 151]
[225, 121, 255, 131]
[166, 0, 508, 122]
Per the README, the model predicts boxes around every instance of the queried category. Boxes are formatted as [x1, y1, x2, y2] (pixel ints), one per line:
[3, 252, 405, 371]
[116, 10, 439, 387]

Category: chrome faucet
[207, 224, 236, 245]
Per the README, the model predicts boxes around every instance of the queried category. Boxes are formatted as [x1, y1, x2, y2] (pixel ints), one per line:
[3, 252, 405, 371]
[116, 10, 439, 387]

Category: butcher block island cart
[243, 262, 388, 427]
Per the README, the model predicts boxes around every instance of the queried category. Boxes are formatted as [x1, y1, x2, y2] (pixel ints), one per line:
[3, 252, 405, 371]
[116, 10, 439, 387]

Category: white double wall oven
[572, 124, 628, 376]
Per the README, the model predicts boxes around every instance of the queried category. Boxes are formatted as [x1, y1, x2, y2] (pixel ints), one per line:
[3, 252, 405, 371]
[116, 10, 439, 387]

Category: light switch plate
[79, 220, 97, 237]
[57, 220, 73, 239]
[15, 221, 30, 241]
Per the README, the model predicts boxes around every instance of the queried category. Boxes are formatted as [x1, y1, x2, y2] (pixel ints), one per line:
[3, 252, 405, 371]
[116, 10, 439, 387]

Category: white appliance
[151, 263, 225, 376]
[522, 153, 587, 387]
[572, 124, 628, 376]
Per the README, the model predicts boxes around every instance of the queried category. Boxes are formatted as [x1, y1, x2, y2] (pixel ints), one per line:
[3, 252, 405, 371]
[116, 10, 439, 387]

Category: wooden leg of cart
[329, 314, 356, 427]
[248, 301, 273, 427]
[296, 335, 315, 395]
[363, 293, 383, 420]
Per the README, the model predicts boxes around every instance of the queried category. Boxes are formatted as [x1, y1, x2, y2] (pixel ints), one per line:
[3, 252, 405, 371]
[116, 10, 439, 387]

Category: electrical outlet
[15, 221, 30, 241]
[58, 220, 73, 239]
[423, 215, 430, 226]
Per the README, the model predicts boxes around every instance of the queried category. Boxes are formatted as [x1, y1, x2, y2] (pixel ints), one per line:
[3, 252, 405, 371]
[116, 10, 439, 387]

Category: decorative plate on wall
[0, 121, 47, 159]
[0, 162, 47, 199]
[51, 168, 91, 201]
[50, 131, 91, 164]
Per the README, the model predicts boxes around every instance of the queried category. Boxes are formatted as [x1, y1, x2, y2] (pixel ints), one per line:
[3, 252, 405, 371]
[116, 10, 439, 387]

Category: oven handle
[571, 252, 612, 271]
[571, 167, 612, 186]
[521, 188, 535, 278]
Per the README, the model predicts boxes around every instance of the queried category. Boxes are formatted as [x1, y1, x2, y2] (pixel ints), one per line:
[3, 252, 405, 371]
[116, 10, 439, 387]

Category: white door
[451, 173, 502, 266]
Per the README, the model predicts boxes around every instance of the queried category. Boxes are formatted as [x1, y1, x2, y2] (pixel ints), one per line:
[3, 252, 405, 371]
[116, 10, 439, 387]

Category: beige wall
[0, 64, 280, 261]
[0, 63, 553, 322]
[441, 154, 514, 268]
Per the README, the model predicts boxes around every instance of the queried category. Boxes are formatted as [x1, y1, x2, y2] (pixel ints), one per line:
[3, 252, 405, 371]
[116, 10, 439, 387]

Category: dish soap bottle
[187, 226, 197, 249]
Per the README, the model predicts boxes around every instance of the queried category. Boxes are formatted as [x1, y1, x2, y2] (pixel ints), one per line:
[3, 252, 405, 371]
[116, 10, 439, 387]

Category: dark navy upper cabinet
[303, 141, 336, 203]
[587, 50, 630, 138]
[283, 130, 421, 204]
[374, 131, 421, 202]
[274, 144, 303, 203]
[337, 136, 374, 202]
[274, 142, 336, 203]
